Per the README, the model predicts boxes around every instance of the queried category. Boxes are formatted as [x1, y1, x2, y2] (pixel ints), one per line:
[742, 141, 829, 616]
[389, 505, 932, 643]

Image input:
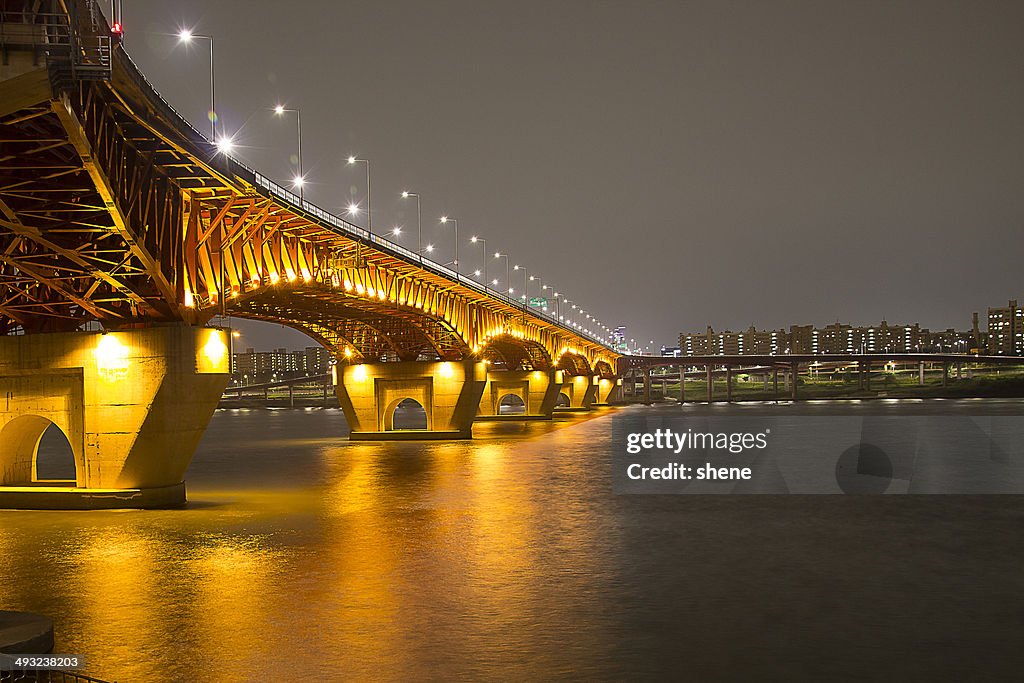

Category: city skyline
[121, 0, 1024, 348]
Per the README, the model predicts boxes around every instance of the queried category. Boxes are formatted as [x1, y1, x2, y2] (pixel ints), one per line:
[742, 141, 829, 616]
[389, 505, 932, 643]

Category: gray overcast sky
[122, 0, 1023, 351]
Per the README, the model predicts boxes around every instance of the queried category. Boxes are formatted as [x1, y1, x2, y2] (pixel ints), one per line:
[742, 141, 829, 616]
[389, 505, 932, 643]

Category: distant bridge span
[619, 353, 1024, 403]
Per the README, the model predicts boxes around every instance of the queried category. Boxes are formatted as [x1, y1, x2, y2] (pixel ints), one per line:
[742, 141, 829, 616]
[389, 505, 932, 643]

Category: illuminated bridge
[0, 0, 622, 507]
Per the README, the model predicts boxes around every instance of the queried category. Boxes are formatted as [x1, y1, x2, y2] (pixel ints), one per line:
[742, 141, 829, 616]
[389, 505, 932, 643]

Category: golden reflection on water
[0, 409, 612, 682]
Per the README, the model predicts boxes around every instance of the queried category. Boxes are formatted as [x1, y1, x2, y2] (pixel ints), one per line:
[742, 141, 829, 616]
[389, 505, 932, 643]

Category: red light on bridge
[111, 22, 123, 36]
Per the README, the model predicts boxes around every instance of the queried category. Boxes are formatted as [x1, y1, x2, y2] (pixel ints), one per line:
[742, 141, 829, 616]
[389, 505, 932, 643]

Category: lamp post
[529, 275, 544, 310]
[401, 191, 422, 258]
[273, 104, 304, 200]
[176, 29, 217, 141]
[513, 264, 528, 303]
[470, 236, 487, 289]
[439, 216, 458, 275]
[347, 156, 371, 235]
[494, 252, 511, 296]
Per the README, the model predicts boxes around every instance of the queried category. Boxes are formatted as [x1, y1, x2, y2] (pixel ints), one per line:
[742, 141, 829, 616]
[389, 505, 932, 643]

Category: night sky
[120, 1, 1023, 351]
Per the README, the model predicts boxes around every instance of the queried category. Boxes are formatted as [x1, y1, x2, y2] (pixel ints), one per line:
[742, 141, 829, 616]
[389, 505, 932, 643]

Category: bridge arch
[0, 415, 80, 486]
[230, 285, 471, 363]
[383, 397, 429, 431]
[480, 335, 553, 371]
[556, 392, 571, 407]
[556, 351, 592, 377]
[497, 393, 527, 415]
[593, 360, 615, 379]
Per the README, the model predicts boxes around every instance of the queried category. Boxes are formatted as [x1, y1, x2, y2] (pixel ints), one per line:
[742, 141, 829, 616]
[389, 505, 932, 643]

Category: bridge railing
[112, 40, 610, 350]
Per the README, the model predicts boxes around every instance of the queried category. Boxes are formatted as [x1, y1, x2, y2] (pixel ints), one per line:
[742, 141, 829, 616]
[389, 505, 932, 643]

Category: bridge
[620, 353, 1024, 403]
[0, 0, 622, 508]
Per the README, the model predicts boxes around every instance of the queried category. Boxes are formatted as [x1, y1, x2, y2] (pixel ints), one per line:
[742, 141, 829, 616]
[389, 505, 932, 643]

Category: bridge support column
[791, 362, 800, 400]
[773, 367, 779, 401]
[679, 367, 685, 404]
[595, 376, 621, 406]
[554, 373, 599, 412]
[643, 368, 652, 405]
[0, 326, 230, 509]
[706, 365, 713, 403]
[725, 366, 733, 402]
[476, 369, 561, 420]
[942, 362, 949, 387]
[336, 360, 487, 440]
[919, 361, 925, 386]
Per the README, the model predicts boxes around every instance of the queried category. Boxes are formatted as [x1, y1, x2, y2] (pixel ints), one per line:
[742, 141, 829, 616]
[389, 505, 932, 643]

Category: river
[2, 400, 1023, 681]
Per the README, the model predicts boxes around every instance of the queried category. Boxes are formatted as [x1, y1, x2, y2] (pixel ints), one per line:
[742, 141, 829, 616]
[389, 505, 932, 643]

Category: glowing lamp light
[292, 175, 305, 188]
[203, 331, 228, 370]
[215, 136, 234, 154]
[178, 29, 193, 42]
[347, 203, 360, 215]
[274, 104, 285, 115]
[439, 362, 455, 379]
[95, 334, 129, 381]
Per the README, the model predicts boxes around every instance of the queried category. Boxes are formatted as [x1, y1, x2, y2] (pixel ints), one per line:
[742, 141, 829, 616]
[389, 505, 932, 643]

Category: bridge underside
[0, 1, 621, 507]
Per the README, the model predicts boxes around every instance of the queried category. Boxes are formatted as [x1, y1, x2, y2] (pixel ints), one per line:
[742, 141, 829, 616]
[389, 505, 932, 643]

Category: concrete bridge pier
[791, 361, 800, 400]
[595, 376, 621, 405]
[0, 325, 230, 509]
[643, 368, 652, 405]
[336, 360, 487, 440]
[476, 369, 561, 420]
[554, 373, 598, 412]
[725, 366, 733, 402]
[919, 361, 926, 386]
[679, 367, 686, 404]
[706, 365, 714, 403]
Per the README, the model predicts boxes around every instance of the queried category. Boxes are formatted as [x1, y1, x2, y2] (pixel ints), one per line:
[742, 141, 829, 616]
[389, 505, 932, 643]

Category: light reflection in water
[0, 401, 1022, 680]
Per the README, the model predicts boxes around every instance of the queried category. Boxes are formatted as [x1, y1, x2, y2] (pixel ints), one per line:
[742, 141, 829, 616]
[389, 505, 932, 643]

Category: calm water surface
[2, 400, 1024, 681]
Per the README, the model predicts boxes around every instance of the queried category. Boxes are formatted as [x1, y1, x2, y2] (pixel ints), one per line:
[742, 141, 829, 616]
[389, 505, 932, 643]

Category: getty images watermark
[612, 415, 1024, 494]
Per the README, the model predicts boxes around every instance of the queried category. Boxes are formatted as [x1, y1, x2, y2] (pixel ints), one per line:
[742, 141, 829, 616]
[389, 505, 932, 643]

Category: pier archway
[556, 393, 571, 408]
[498, 394, 526, 415]
[0, 416, 79, 485]
[385, 398, 428, 431]
[35, 423, 76, 482]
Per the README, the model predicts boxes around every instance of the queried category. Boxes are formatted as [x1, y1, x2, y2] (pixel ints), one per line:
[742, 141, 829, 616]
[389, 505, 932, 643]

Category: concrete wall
[336, 360, 487, 439]
[0, 326, 230, 490]
[556, 374, 599, 410]
[477, 370, 562, 418]
[595, 377, 621, 405]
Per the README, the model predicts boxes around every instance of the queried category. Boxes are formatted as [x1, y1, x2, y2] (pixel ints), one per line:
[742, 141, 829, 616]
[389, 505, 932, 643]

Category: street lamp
[529, 275, 544, 310]
[439, 216, 459, 275]
[347, 156, 372, 235]
[494, 252, 511, 295]
[470, 236, 487, 288]
[273, 104, 303, 200]
[401, 191, 422, 258]
[513, 264, 528, 303]
[176, 28, 217, 141]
